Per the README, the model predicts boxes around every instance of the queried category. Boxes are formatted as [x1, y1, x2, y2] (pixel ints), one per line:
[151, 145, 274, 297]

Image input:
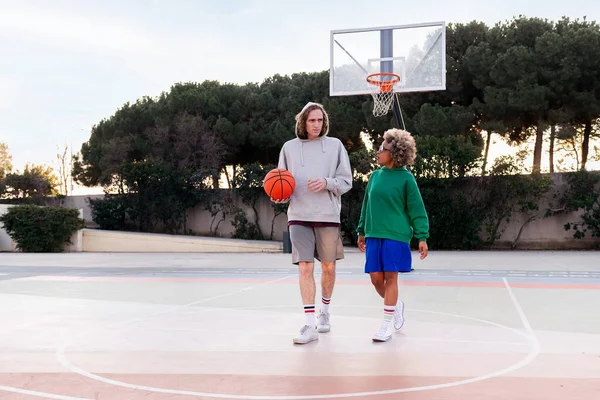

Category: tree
[3, 164, 58, 200]
[550, 19, 600, 170]
[0, 142, 12, 179]
[56, 143, 73, 196]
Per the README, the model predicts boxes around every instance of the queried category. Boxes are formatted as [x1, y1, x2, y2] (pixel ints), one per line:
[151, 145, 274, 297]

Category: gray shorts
[289, 225, 344, 265]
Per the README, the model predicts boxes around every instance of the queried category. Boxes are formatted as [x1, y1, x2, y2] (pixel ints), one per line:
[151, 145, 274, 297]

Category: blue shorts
[364, 238, 412, 273]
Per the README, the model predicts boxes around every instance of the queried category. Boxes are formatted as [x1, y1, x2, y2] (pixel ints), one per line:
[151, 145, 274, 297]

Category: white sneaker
[372, 320, 394, 342]
[317, 312, 331, 333]
[293, 325, 318, 344]
[394, 300, 405, 331]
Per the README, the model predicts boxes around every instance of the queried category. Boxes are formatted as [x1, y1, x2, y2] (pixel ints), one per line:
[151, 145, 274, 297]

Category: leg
[314, 227, 344, 333]
[289, 225, 319, 344]
[383, 272, 399, 306]
[365, 238, 384, 298]
[390, 241, 411, 331]
[372, 240, 408, 342]
[381, 240, 410, 332]
[372, 272, 398, 342]
[369, 272, 386, 298]
[299, 261, 316, 307]
[320, 261, 335, 301]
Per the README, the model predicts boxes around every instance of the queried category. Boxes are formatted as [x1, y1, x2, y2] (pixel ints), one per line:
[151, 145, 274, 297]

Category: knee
[298, 263, 314, 278]
[321, 262, 336, 276]
[384, 273, 398, 287]
[370, 275, 384, 288]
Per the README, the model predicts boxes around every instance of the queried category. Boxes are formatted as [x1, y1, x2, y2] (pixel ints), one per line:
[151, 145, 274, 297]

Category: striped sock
[383, 305, 395, 322]
[304, 305, 315, 327]
[321, 296, 331, 313]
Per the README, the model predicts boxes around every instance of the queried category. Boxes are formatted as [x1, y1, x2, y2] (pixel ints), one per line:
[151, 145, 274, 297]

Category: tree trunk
[532, 122, 544, 173]
[581, 119, 591, 170]
[482, 131, 492, 176]
[512, 215, 536, 249]
[549, 125, 555, 174]
[223, 166, 232, 189]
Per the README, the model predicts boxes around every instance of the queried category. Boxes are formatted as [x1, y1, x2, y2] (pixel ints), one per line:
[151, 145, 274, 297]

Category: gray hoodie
[277, 120, 353, 224]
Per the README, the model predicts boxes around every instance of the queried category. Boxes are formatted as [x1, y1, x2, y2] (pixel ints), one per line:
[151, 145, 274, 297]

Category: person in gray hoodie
[275, 101, 353, 344]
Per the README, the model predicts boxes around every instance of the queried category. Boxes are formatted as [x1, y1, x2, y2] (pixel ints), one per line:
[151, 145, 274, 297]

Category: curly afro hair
[382, 128, 417, 167]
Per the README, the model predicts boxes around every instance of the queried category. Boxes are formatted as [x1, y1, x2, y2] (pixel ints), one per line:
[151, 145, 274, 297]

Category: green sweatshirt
[356, 166, 429, 243]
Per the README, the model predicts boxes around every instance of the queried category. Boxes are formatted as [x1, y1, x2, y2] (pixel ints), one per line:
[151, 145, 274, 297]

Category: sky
[0, 0, 598, 193]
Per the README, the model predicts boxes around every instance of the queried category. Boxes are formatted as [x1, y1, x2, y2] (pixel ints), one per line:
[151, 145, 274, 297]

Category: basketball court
[1, 18, 598, 400]
[1, 250, 599, 400]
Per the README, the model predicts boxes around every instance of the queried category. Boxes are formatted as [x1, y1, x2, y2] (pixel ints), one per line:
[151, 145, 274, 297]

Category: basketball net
[367, 73, 400, 117]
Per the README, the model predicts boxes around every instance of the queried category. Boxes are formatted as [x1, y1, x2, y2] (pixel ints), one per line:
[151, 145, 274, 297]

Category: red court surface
[1, 251, 599, 399]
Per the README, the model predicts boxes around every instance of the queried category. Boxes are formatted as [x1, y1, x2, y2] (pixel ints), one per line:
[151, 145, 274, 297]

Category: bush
[0, 204, 84, 252]
[418, 178, 485, 250]
[561, 171, 600, 239]
[89, 195, 130, 231]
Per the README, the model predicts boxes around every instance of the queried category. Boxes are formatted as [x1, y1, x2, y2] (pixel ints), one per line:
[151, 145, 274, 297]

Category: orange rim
[366, 73, 400, 93]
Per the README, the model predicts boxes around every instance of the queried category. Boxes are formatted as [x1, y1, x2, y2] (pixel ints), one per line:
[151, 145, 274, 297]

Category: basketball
[263, 168, 295, 201]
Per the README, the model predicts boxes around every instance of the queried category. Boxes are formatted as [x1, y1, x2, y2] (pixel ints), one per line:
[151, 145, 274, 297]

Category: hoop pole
[392, 92, 406, 130]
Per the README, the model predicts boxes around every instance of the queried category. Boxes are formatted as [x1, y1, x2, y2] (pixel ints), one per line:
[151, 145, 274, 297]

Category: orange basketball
[263, 168, 295, 201]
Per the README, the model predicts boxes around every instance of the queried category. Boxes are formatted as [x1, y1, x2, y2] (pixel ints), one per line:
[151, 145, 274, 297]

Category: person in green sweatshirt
[356, 128, 429, 342]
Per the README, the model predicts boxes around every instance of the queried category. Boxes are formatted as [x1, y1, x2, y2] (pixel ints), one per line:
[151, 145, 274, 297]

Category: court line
[20, 275, 600, 289]
[111, 273, 298, 329]
[56, 294, 541, 399]
[177, 304, 531, 342]
[0, 385, 91, 400]
[502, 277, 540, 347]
[0, 274, 296, 400]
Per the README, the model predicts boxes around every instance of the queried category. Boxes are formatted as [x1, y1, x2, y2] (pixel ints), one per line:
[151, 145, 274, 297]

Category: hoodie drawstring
[299, 137, 326, 167]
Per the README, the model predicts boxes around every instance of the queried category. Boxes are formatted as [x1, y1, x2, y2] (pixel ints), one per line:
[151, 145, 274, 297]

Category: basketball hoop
[366, 72, 400, 117]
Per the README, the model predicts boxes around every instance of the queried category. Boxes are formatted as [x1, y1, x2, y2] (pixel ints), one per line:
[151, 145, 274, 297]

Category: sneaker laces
[299, 325, 311, 334]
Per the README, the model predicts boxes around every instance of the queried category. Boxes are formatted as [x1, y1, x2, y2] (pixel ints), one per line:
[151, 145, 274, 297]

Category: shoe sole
[293, 337, 318, 344]
[372, 335, 392, 342]
[317, 326, 330, 333]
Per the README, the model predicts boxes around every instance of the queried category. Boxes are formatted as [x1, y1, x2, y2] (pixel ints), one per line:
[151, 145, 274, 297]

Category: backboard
[329, 21, 446, 97]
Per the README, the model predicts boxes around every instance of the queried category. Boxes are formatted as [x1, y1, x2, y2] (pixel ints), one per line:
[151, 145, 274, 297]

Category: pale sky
[1, 0, 598, 191]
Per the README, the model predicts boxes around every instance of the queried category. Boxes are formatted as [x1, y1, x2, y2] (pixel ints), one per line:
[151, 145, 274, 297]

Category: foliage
[0, 142, 12, 179]
[89, 162, 214, 233]
[0, 205, 84, 252]
[68, 15, 600, 248]
[1, 164, 58, 201]
[479, 155, 554, 246]
[417, 178, 485, 250]
[560, 170, 600, 238]
[230, 207, 263, 240]
[412, 134, 483, 179]
[231, 162, 277, 240]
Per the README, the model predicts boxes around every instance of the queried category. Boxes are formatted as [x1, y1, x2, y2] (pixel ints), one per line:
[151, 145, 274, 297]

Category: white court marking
[0, 386, 91, 400]
[0, 273, 297, 400]
[53, 278, 541, 399]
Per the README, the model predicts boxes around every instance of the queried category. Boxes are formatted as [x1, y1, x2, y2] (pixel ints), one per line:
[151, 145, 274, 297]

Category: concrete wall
[54, 173, 600, 250]
[185, 196, 289, 241]
[489, 173, 600, 249]
[81, 229, 282, 253]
